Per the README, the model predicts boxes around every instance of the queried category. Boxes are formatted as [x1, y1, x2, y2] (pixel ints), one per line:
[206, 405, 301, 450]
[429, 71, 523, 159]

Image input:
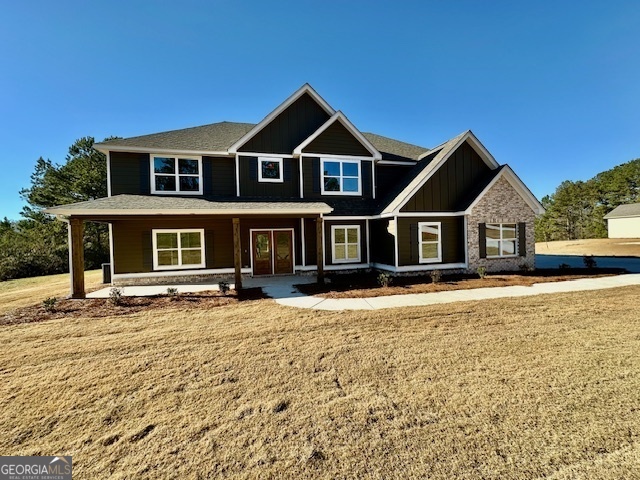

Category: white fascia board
[46, 207, 334, 216]
[464, 166, 545, 215]
[94, 145, 231, 156]
[293, 111, 382, 160]
[377, 160, 417, 166]
[228, 83, 336, 154]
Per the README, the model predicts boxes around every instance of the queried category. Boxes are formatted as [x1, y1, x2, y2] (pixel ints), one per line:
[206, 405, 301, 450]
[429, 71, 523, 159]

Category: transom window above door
[151, 156, 203, 194]
[321, 159, 361, 195]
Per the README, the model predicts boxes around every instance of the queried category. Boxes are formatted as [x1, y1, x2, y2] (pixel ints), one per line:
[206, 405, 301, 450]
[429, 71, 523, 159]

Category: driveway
[535, 254, 640, 273]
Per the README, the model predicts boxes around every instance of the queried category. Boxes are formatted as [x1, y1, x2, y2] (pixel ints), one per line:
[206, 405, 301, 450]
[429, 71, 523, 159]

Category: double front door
[252, 229, 293, 275]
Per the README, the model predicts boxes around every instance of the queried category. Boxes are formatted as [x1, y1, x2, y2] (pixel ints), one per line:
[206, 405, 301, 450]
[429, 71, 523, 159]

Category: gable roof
[293, 111, 381, 160]
[603, 202, 640, 219]
[95, 121, 426, 162]
[228, 84, 335, 154]
[464, 165, 545, 215]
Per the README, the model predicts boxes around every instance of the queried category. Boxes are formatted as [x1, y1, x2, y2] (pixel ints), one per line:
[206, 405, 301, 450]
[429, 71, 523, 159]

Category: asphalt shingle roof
[603, 202, 640, 219]
[45, 195, 333, 215]
[97, 122, 428, 161]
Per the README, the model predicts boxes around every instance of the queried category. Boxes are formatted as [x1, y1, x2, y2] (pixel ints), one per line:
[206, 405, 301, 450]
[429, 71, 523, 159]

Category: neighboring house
[46, 84, 544, 298]
[604, 203, 640, 238]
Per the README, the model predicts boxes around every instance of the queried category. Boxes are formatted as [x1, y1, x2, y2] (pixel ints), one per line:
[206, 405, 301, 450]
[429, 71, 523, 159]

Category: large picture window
[321, 159, 361, 195]
[486, 223, 517, 257]
[258, 157, 283, 183]
[151, 156, 202, 194]
[152, 229, 205, 270]
[418, 222, 442, 263]
[331, 225, 360, 263]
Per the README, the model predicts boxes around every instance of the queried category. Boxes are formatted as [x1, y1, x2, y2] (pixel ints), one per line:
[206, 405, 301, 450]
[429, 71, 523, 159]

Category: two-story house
[46, 84, 544, 298]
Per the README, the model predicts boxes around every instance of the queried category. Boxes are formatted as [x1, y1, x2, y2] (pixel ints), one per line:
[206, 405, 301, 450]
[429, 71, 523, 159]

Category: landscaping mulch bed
[0, 288, 265, 327]
[296, 268, 627, 299]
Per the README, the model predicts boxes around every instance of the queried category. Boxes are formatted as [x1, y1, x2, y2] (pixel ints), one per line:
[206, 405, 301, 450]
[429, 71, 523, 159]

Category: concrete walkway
[86, 273, 640, 311]
[273, 274, 640, 310]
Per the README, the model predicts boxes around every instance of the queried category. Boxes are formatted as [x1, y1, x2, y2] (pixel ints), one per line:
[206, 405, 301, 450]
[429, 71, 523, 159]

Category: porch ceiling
[44, 194, 333, 217]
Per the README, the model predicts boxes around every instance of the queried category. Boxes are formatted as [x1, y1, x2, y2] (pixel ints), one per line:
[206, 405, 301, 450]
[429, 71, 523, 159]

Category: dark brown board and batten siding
[206, 156, 236, 197]
[112, 217, 234, 274]
[238, 156, 299, 198]
[369, 218, 396, 266]
[110, 152, 151, 195]
[401, 141, 491, 212]
[375, 164, 414, 200]
[397, 217, 465, 266]
[302, 121, 372, 157]
[302, 157, 373, 199]
[239, 93, 330, 154]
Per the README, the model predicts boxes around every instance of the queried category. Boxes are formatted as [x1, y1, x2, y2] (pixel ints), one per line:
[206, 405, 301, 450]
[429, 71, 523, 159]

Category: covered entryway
[251, 229, 294, 275]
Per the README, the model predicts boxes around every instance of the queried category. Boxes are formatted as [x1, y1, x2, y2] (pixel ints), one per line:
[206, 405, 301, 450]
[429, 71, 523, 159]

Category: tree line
[535, 158, 640, 242]
[0, 137, 114, 281]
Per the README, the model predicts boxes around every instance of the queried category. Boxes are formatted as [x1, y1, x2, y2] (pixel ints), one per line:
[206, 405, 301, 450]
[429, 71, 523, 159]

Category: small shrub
[583, 255, 597, 269]
[558, 263, 570, 270]
[42, 297, 57, 313]
[477, 266, 487, 279]
[109, 287, 124, 306]
[166, 287, 179, 299]
[218, 281, 230, 296]
[377, 272, 392, 288]
[430, 270, 442, 284]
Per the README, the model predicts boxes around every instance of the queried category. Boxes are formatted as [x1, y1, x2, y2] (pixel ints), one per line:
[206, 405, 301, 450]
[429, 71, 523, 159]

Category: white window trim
[486, 223, 519, 258]
[321, 158, 361, 196]
[152, 228, 206, 270]
[418, 221, 442, 263]
[150, 155, 203, 195]
[257, 157, 284, 183]
[331, 225, 361, 263]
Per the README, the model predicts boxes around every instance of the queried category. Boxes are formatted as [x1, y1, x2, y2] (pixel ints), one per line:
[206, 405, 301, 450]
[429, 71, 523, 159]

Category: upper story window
[321, 158, 361, 195]
[486, 223, 517, 257]
[151, 156, 203, 195]
[258, 157, 283, 183]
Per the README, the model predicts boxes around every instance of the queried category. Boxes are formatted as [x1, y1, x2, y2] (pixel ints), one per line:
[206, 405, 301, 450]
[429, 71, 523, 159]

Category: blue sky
[1, 0, 639, 220]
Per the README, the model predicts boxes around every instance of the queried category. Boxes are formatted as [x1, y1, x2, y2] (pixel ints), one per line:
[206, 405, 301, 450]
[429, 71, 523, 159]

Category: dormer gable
[229, 84, 335, 155]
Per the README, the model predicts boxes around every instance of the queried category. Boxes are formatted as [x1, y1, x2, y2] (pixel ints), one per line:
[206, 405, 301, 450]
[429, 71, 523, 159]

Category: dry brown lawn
[536, 238, 640, 257]
[0, 270, 103, 315]
[1, 283, 639, 479]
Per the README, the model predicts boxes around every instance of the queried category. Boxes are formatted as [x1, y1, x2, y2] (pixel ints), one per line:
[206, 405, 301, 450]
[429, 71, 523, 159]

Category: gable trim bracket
[228, 83, 336, 154]
[292, 111, 382, 161]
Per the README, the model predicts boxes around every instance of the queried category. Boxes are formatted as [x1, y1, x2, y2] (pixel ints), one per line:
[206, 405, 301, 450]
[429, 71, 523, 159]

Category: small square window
[485, 223, 518, 258]
[258, 157, 283, 183]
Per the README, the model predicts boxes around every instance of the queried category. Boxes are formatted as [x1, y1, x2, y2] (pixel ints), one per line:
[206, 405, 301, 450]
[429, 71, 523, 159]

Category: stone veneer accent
[467, 176, 536, 273]
[113, 272, 240, 287]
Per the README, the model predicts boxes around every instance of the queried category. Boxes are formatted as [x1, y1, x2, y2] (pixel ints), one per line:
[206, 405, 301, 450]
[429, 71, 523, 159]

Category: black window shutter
[142, 232, 153, 271]
[203, 158, 213, 196]
[312, 158, 320, 193]
[478, 223, 487, 259]
[362, 162, 371, 197]
[249, 157, 258, 180]
[140, 156, 151, 194]
[410, 223, 418, 264]
[284, 158, 292, 181]
[518, 222, 527, 256]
